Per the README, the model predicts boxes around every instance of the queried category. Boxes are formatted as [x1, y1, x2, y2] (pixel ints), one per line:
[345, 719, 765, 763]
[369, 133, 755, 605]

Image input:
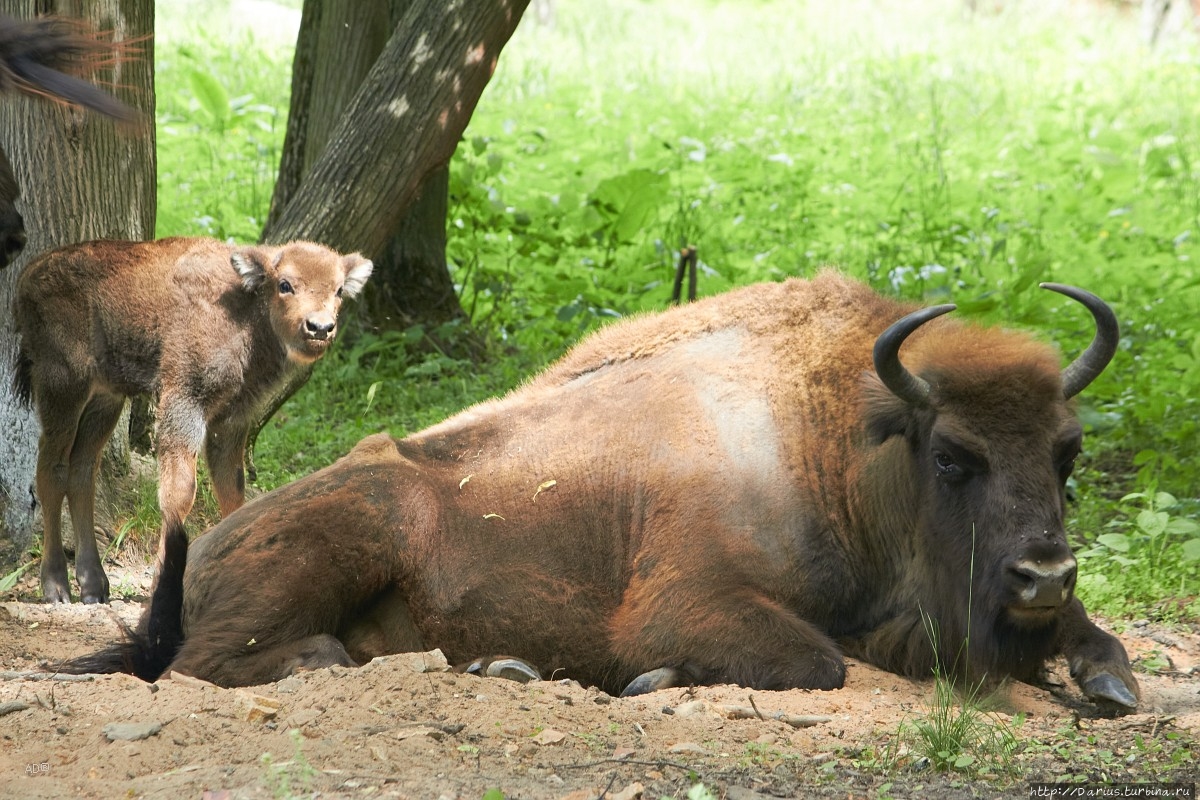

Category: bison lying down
[64, 271, 1139, 708]
[14, 237, 372, 604]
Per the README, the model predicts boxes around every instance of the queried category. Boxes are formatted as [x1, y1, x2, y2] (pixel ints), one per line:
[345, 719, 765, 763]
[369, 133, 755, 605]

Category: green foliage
[150, 0, 1199, 619]
[1076, 492, 1200, 617]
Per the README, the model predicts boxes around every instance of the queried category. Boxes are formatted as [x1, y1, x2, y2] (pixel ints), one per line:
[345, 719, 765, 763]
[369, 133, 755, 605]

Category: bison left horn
[872, 302, 956, 407]
[1038, 283, 1119, 400]
[873, 284, 1119, 407]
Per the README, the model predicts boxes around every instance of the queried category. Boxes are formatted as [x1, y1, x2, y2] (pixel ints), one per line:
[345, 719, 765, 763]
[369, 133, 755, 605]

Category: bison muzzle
[13, 237, 372, 604]
[59, 272, 1139, 710]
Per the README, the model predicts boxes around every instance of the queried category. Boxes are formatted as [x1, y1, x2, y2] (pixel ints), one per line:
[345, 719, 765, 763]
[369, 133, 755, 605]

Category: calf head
[863, 284, 1118, 679]
[231, 241, 373, 364]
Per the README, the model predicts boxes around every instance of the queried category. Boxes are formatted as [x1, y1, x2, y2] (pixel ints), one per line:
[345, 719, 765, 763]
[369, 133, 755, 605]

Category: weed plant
[145, 0, 1200, 619]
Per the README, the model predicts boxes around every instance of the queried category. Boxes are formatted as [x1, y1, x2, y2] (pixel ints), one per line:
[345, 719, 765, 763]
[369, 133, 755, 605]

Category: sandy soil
[0, 565, 1197, 800]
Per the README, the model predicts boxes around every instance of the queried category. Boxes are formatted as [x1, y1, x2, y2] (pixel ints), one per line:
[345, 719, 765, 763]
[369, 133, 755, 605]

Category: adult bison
[63, 271, 1139, 709]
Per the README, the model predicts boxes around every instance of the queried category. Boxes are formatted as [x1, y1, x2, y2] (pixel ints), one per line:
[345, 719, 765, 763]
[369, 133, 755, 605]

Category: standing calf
[13, 237, 372, 603]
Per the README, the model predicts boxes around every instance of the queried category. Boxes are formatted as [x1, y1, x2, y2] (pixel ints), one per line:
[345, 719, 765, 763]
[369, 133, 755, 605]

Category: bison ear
[340, 253, 373, 298]
[229, 247, 272, 292]
[862, 373, 918, 445]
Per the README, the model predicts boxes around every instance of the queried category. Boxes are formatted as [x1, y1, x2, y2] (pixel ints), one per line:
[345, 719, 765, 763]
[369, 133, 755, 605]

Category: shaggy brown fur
[63, 272, 1138, 709]
[14, 237, 372, 604]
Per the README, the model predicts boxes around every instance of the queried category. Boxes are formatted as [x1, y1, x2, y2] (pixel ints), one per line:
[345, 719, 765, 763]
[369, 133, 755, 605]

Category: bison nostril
[305, 319, 335, 339]
[1007, 559, 1077, 608]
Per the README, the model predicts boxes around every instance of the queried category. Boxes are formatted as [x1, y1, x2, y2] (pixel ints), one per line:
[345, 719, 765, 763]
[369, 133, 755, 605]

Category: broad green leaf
[1136, 510, 1169, 538]
[188, 68, 229, 127]
[1096, 533, 1131, 553]
[1181, 539, 1200, 562]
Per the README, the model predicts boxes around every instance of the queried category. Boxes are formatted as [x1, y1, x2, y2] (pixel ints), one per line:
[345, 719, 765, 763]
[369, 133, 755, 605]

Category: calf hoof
[1082, 673, 1138, 711]
[40, 568, 73, 604]
[620, 667, 684, 697]
[78, 573, 110, 605]
[458, 657, 542, 683]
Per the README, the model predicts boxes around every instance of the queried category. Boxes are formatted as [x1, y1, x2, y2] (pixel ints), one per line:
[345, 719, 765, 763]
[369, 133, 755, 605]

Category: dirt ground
[0, 564, 1197, 800]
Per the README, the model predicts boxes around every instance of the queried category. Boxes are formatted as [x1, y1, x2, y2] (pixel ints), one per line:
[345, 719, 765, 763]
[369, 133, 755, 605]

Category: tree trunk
[246, 0, 526, 477]
[0, 0, 154, 563]
[261, 0, 530, 254]
[266, 0, 465, 330]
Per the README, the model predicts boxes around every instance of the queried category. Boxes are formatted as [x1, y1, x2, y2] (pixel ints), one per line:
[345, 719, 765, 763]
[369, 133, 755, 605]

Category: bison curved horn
[1039, 282, 1120, 399]
[872, 303, 956, 407]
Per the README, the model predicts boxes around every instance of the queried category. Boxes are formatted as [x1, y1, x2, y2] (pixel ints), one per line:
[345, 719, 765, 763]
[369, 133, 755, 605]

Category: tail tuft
[52, 518, 188, 682]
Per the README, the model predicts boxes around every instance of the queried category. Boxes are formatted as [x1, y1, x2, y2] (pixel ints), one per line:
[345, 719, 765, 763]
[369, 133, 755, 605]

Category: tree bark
[246, 0, 525, 477]
[0, 0, 153, 562]
[261, 0, 530, 254]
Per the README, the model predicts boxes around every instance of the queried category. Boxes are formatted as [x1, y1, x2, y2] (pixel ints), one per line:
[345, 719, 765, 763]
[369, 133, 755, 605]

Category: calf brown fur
[13, 237, 372, 603]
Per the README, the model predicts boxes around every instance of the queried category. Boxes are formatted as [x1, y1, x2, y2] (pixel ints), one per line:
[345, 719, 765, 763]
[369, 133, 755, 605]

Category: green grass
[151, 0, 1200, 619]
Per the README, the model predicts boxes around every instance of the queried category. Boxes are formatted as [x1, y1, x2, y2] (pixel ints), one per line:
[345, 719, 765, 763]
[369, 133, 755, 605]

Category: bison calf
[13, 237, 372, 604]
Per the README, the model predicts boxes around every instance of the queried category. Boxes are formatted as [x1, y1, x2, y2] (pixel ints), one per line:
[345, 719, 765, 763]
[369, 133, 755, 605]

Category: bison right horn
[872, 302, 956, 407]
[1038, 283, 1120, 399]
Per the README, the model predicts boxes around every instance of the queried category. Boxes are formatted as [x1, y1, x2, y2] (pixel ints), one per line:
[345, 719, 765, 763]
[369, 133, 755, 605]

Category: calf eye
[1059, 456, 1077, 480]
[336, 286, 344, 298]
[278, 279, 293, 295]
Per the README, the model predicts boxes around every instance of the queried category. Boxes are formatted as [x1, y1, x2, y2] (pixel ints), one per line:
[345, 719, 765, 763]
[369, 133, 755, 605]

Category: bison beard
[56, 272, 1139, 710]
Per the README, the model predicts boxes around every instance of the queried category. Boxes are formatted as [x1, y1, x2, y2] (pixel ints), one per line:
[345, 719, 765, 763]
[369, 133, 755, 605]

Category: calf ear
[340, 253, 374, 298]
[230, 247, 272, 292]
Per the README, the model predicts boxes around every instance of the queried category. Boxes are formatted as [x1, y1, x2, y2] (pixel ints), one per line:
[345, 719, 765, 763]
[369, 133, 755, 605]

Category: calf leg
[64, 394, 126, 604]
[153, 395, 205, 574]
[34, 385, 90, 603]
[204, 420, 249, 517]
[609, 581, 846, 695]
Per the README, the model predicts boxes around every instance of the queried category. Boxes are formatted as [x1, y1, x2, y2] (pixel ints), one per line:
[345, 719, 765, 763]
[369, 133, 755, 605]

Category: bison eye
[336, 286, 344, 298]
[1059, 457, 1077, 481]
[278, 279, 294, 295]
[934, 452, 962, 479]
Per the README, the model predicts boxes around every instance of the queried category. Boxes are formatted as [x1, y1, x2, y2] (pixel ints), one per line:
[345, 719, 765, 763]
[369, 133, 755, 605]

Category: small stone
[668, 742, 705, 755]
[233, 690, 281, 723]
[103, 721, 162, 742]
[275, 676, 304, 694]
[672, 700, 710, 718]
[532, 728, 567, 746]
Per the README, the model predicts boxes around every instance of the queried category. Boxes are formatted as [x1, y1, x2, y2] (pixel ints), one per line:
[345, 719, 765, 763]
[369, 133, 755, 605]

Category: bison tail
[11, 346, 32, 408]
[51, 518, 188, 682]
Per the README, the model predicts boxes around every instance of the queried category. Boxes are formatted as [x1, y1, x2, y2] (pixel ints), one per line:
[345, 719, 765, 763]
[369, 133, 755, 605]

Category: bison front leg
[610, 581, 846, 695]
[1057, 597, 1139, 710]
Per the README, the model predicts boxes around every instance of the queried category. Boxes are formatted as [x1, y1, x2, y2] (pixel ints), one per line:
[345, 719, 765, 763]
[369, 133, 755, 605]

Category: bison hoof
[620, 667, 683, 697]
[460, 657, 542, 683]
[1082, 672, 1138, 710]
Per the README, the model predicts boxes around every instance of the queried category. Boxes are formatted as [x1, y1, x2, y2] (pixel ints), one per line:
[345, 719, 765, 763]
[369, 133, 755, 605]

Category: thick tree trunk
[0, 0, 153, 563]
[246, 0, 525, 476]
[261, 0, 530, 253]
[267, 0, 465, 329]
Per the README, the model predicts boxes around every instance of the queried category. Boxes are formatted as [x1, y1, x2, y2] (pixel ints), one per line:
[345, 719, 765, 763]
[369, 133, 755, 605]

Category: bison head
[230, 242, 373, 364]
[863, 284, 1118, 682]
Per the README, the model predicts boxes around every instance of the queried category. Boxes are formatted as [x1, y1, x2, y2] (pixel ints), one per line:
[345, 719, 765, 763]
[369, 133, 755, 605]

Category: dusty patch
[0, 567, 1197, 799]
